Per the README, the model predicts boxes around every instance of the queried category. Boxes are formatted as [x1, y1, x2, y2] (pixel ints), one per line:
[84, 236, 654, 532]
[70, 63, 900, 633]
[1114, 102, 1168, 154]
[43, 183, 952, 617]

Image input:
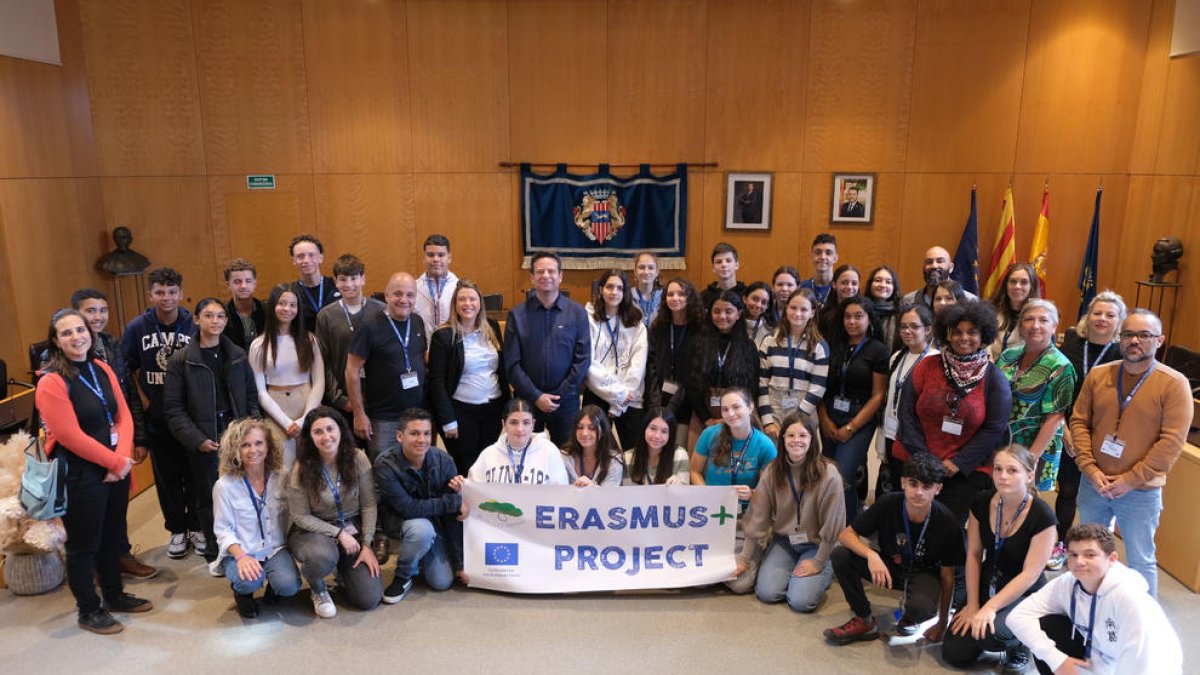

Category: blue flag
[484, 542, 519, 566]
[1077, 187, 1102, 320]
[520, 163, 687, 270]
[951, 187, 980, 296]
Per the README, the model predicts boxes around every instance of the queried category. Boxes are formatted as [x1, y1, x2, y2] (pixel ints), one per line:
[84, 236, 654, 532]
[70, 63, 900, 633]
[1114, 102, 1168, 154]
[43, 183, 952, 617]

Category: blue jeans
[755, 537, 833, 613]
[822, 407, 877, 520]
[392, 519, 454, 591]
[222, 549, 302, 597]
[288, 528, 383, 610]
[1077, 478, 1162, 596]
[369, 418, 401, 463]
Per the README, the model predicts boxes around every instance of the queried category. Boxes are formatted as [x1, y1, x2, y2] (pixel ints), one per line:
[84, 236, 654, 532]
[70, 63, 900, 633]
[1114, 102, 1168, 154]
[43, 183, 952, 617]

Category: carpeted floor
[3, 489, 1198, 674]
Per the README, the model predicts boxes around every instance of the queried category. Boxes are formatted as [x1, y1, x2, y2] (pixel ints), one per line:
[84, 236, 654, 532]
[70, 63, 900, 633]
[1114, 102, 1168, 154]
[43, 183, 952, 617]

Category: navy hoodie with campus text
[121, 306, 194, 435]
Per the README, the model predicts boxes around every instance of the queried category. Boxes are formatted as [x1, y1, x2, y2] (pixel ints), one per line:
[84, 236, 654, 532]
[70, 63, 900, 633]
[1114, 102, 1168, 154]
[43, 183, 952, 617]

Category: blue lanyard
[339, 300, 357, 332]
[786, 334, 801, 390]
[427, 277, 446, 326]
[1082, 341, 1113, 377]
[635, 289, 656, 326]
[604, 317, 620, 366]
[893, 345, 930, 404]
[78, 362, 114, 430]
[812, 283, 831, 306]
[301, 278, 325, 313]
[993, 492, 1030, 563]
[1115, 361, 1157, 430]
[900, 498, 931, 569]
[839, 339, 868, 397]
[1002, 325, 1016, 351]
[1070, 580, 1099, 659]
[242, 474, 269, 542]
[506, 438, 532, 484]
[786, 469, 805, 525]
[320, 468, 346, 526]
[577, 453, 598, 481]
[669, 324, 686, 376]
[727, 435, 751, 483]
[716, 341, 732, 376]
[387, 315, 414, 372]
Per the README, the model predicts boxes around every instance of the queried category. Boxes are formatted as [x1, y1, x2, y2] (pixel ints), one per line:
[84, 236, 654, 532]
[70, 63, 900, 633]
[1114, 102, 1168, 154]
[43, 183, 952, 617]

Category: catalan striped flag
[984, 187, 1017, 298]
[1030, 186, 1050, 288]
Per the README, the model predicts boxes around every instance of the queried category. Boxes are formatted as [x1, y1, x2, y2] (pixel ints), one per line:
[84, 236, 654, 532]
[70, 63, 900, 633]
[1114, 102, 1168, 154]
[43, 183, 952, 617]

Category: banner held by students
[463, 482, 737, 594]
[520, 163, 688, 270]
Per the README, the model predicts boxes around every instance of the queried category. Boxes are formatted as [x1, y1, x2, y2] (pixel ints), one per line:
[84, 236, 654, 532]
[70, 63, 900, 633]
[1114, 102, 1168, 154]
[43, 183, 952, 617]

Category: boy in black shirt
[824, 453, 964, 645]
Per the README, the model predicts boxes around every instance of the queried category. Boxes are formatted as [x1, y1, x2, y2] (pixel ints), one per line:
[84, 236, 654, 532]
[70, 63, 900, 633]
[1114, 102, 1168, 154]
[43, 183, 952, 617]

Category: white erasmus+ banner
[463, 483, 738, 594]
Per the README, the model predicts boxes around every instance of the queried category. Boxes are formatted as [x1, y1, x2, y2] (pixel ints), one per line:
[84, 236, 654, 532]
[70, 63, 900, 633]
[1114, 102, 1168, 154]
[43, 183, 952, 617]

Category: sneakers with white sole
[312, 589, 337, 619]
[188, 531, 207, 557]
[167, 533, 188, 559]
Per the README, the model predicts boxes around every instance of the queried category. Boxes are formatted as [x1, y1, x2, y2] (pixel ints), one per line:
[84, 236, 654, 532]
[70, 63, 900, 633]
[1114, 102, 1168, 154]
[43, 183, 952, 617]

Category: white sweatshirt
[584, 304, 648, 416]
[1008, 561, 1181, 675]
[467, 433, 569, 485]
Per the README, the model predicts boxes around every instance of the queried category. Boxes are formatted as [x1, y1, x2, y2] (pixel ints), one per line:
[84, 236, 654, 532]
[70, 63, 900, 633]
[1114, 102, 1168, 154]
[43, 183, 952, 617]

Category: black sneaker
[1003, 645, 1031, 673]
[106, 593, 154, 613]
[234, 592, 259, 619]
[894, 616, 919, 636]
[262, 583, 278, 605]
[382, 576, 413, 605]
[78, 608, 123, 635]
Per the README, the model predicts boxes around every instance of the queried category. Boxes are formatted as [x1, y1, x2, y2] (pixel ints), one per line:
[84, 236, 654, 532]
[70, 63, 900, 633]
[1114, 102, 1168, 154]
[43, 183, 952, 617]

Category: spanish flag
[984, 188, 1017, 298]
[1030, 186, 1050, 288]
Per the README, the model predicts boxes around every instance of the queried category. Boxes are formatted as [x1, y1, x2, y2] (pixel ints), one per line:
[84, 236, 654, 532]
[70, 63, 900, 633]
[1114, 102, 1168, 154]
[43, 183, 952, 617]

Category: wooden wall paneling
[1175, 177, 1200, 345]
[1127, 0, 1177, 174]
[703, 0, 810, 172]
[803, 0, 918, 173]
[208, 174, 318, 292]
[79, 0, 206, 177]
[99, 177, 217, 305]
[406, 0, 510, 172]
[54, 0, 100, 178]
[413, 173, 516, 305]
[698, 172, 804, 285]
[897, 173, 1011, 299]
[1153, 55, 1200, 175]
[313, 174, 416, 293]
[508, 0, 608, 164]
[193, 0, 312, 175]
[0, 203, 23, 372]
[0, 57, 78, 178]
[1116, 175, 1193, 331]
[795, 172, 906, 281]
[1013, 0, 1152, 174]
[0, 179, 108, 355]
[906, 0, 1029, 173]
[302, 0, 413, 174]
[606, 0, 709, 164]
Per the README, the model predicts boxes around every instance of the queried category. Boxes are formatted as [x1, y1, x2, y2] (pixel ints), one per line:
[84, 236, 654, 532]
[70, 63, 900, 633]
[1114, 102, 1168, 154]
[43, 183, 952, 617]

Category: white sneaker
[188, 531, 207, 557]
[207, 559, 224, 578]
[311, 589, 337, 619]
[167, 533, 188, 559]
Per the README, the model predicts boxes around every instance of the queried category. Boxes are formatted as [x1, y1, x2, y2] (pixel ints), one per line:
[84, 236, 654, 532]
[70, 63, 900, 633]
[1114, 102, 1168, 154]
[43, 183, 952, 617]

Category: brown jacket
[1070, 360, 1193, 489]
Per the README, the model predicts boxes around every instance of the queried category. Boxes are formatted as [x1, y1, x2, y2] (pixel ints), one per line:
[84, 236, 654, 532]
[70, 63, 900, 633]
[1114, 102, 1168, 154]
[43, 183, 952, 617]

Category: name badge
[110, 427, 119, 447]
[661, 379, 679, 395]
[832, 396, 852, 413]
[1099, 434, 1125, 459]
[781, 396, 799, 412]
[341, 523, 359, 537]
[883, 414, 899, 437]
[941, 416, 964, 436]
[358, 367, 366, 379]
[401, 372, 420, 390]
[789, 531, 810, 546]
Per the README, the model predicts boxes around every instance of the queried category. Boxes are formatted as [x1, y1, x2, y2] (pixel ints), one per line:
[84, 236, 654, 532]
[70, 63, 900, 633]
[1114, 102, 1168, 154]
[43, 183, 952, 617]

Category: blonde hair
[218, 418, 285, 477]
[993, 444, 1038, 494]
[1075, 290, 1127, 341]
[447, 280, 500, 350]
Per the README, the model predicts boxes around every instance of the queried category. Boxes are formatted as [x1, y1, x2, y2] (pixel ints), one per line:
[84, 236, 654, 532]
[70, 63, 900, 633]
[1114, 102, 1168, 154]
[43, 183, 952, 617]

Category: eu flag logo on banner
[485, 543, 519, 566]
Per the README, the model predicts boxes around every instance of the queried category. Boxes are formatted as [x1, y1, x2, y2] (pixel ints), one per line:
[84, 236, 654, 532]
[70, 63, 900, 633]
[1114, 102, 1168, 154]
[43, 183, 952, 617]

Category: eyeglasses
[898, 323, 926, 332]
[1119, 331, 1160, 341]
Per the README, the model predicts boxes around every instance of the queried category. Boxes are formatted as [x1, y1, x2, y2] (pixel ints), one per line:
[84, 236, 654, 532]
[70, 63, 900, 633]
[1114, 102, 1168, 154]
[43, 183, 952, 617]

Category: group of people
[32, 231, 1190, 673]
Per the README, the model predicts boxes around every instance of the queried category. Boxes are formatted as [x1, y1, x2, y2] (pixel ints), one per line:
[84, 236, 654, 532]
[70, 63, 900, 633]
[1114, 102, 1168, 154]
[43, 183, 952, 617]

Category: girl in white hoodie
[467, 398, 568, 486]
[584, 270, 648, 449]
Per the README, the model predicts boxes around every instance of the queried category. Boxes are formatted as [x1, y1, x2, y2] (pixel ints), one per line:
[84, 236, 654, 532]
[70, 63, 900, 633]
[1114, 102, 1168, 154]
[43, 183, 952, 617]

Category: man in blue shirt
[504, 251, 591, 445]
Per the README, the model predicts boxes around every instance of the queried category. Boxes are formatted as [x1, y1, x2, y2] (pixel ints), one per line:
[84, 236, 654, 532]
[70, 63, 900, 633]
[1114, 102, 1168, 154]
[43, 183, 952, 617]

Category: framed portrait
[725, 172, 773, 231]
[830, 173, 875, 224]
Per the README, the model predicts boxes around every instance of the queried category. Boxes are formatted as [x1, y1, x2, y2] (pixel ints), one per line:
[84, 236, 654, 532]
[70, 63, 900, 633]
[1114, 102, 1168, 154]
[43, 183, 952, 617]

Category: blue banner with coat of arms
[520, 163, 687, 270]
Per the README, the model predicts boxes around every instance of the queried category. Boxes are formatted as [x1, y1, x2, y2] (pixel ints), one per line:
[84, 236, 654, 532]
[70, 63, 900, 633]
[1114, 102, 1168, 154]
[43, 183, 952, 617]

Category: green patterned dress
[996, 345, 1077, 490]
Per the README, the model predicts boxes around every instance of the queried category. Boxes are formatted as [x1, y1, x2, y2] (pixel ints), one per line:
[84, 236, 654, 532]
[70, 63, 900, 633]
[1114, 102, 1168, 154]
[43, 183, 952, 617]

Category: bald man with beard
[346, 272, 428, 461]
[901, 246, 979, 309]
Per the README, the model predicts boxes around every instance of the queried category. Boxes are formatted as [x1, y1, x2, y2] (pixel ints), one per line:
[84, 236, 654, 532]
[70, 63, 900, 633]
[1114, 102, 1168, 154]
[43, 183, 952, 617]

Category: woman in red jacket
[35, 309, 152, 635]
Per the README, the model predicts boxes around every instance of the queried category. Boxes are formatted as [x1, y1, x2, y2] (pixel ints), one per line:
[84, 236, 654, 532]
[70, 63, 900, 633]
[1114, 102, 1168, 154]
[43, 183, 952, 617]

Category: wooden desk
[1158, 442, 1200, 592]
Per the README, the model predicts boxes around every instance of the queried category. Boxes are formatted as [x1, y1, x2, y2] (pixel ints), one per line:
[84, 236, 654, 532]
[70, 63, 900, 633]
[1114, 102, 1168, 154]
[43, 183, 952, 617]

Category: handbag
[20, 435, 68, 520]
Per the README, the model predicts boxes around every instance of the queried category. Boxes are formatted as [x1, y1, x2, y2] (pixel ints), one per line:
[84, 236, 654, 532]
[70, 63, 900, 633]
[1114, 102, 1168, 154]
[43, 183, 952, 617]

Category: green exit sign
[246, 175, 275, 190]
